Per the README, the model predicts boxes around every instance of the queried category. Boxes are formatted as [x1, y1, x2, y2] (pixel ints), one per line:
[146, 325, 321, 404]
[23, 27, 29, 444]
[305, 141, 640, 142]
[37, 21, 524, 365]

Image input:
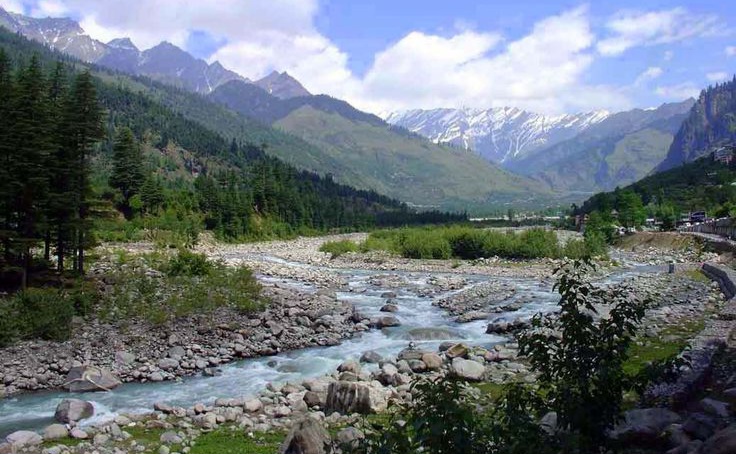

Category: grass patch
[319, 240, 359, 258]
[624, 319, 705, 377]
[471, 382, 510, 401]
[100, 250, 265, 325]
[190, 427, 285, 454]
[360, 226, 606, 261]
[683, 269, 711, 284]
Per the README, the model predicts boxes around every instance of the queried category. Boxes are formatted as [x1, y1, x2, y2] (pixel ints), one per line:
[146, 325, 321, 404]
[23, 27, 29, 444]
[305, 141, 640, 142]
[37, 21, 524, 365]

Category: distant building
[713, 146, 735, 165]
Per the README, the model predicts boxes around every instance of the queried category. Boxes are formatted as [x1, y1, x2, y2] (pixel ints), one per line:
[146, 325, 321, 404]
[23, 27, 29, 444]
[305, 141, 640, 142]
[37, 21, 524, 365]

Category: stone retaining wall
[702, 263, 736, 300]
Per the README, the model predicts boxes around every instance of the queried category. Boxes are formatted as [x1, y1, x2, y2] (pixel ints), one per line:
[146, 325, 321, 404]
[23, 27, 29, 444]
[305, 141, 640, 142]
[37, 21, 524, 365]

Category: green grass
[684, 269, 711, 284]
[190, 427, 285, 454]
[623, 319, 705, 377]
[319, 240, 359, 258]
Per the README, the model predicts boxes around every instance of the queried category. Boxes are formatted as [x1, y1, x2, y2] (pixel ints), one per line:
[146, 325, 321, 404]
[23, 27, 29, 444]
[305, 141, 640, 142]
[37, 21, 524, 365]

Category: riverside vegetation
[320, 226, 607, 261]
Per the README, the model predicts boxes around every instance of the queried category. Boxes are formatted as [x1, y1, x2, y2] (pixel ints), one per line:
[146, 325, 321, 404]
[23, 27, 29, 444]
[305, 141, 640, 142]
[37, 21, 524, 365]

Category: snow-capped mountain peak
[383, 107, 610, 164]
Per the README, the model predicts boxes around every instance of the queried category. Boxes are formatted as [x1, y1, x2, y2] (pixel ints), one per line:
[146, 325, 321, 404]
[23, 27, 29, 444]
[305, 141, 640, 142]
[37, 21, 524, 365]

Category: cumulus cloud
[655, 82, 701, 100]
[727, 46, 736, 57]
[0, 0, 24, 13]
[597, 7, 723, 56]
[12, 1, 723, 115]
[635, 66, 663, 86]
[706, 72, 730, 82]
[353, 6, 629, 114]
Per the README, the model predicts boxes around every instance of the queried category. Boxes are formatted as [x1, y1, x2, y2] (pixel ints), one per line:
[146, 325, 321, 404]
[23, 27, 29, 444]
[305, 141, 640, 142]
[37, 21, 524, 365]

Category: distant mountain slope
[208, 79, 549, 209]
[383, 107, 609, 164]
[253, 71, 310, 99]
[658, 77, 736, 171]
[510, 100, 694, 192]
[0, 6, 245, 94]
[273, 105, 547, 210]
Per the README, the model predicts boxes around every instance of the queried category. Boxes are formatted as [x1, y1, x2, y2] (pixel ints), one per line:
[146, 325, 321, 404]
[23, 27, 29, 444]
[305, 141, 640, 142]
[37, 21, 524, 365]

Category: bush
[103, 254, 265, 324]
[0, 287, 83, 346]
[167, 250, 213, 276]
[398, 229, 452, 259]
[319, 240, 359, 258]
[361, 226, 566, 261]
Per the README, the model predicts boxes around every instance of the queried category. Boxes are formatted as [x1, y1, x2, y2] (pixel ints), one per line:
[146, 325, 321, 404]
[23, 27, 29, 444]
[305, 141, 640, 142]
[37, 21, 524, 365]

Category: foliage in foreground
[359, 261, 653, 454]
[102, 251, 264, 325]
[358, 226, 607, 261]
[0, 283, 96, 346]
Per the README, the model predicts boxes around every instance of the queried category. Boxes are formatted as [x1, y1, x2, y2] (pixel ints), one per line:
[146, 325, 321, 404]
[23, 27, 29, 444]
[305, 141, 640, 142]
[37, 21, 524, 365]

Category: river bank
[0, 231, 728, 453]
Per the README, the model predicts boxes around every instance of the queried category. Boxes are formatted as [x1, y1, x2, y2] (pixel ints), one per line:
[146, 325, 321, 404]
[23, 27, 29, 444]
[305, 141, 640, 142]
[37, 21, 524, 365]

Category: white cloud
[0, 0, 24, 13]
[727, 46, 736, 57]
[31, 0, 68, 17]
[597, 7, 723, 56]
[663, 50, 674, 61]
[655, 82, 701, 100]
[352, 6, 631, 114]
[707, 72, 729, 82]
[635, 66, 663, 85]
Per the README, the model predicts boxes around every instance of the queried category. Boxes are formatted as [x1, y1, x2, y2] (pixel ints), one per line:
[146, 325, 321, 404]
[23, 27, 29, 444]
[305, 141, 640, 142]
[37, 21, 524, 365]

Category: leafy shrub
[362, 226, 566, 260]
[518, 260, 648, 451]
[167, 250, 213, 276]
[398, 229, 452, 259]
[103, 254, 265, 324]
[0, 287, 85, 345]
[319, 240, 359, 258]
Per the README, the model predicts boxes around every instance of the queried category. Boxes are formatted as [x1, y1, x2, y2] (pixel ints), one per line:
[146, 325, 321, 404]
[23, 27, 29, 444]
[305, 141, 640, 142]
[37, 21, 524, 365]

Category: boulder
[115, 351, 136, 365]
[54, 398, 94, 424]
[43, 424, 68, 441]
[244, 398, 264, 413]
[360, 351, 383, 364]
[372, 316, 400, 328]
[683, 413, 719, 441]
[445, 343, 469, 359]
[700, 424, 736, 454]
[380, 304, 399, 313]
[280, 417, 331, 454]
[160, 431, 183, 445]
[70, 428, 88, 439]
[64, 366, 121, 392]
[158, 358, 180, 371]
[337, 361, 361, 375]
[700, 398, 731, 418]
[398, 348, 426, 361]
[326, 381, 388, 414]
[404, 327, 456, 341]
[456, 311, 489, 323]
[304, 391, 326, 409]
[335, 427, 364, 450]
[421, 353, 443, 371]
[608, 408, 682, 447]
[5, 431, 42, 447]
[450, 358, 485, 382]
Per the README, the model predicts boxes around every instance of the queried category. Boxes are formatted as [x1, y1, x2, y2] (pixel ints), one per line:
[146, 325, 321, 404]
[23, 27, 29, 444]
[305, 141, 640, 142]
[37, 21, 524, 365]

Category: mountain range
[385, 100, 696, 193]
[0, 5, 724, 210]
[0, 7, 309, 97]
[383, 108, 611, 164]
[0, 6, 548, 211]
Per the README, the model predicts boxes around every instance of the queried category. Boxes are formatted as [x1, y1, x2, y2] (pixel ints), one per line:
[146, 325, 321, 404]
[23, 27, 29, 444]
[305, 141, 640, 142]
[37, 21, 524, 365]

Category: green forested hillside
[273, 106, 547, 210]
[579, 154, 736, 216]
[0, 28, 466, 291]
[658, 77, 736, 170]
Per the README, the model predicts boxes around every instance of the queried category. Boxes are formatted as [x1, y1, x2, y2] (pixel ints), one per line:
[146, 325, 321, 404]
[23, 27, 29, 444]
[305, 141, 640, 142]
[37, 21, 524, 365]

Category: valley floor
[1, 231, 734, 453]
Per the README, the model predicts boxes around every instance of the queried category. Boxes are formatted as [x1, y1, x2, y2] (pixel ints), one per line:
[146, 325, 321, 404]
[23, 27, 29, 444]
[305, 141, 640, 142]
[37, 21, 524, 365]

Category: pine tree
[110, 126, 144, 218]
[8, 55, 53, 287]
[60, 71, 103, 274]
[0, 48, 14, 266]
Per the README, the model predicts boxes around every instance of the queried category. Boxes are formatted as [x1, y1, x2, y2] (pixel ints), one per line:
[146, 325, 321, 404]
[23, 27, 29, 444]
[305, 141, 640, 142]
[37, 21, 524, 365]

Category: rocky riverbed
[1, 231, 731, 453]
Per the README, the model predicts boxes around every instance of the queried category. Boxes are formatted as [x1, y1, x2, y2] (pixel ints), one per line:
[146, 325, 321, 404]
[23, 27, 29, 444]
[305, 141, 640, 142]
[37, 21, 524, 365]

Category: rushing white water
[0, 256, 662, 437]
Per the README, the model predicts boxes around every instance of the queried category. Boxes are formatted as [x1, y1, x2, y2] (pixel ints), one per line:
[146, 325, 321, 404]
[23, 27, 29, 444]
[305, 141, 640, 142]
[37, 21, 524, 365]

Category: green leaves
[518, 260, 648, 451]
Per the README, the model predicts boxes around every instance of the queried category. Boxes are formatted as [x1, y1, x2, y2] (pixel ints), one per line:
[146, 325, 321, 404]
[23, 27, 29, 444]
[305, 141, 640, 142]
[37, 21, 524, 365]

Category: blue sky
[3, 0, 735, 115]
